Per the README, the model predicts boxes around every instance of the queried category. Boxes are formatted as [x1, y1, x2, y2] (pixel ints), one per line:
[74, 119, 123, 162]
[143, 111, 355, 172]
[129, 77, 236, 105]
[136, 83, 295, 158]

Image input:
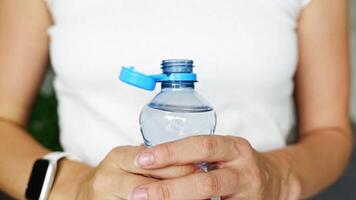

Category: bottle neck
[161, 81, 195, 90]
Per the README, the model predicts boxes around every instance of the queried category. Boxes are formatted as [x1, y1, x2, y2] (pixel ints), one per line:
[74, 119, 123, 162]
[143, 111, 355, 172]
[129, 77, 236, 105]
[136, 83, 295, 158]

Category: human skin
[0, 0, 351, 199]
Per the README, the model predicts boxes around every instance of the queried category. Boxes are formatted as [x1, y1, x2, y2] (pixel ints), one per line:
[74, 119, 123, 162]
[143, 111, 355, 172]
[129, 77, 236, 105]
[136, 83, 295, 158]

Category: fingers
[106, 146, 197, 179]
[89, 169, 156, 199]
[112, 172, 155, 198]
[130, 168, 240, 200]
[136, 135, 251, 169]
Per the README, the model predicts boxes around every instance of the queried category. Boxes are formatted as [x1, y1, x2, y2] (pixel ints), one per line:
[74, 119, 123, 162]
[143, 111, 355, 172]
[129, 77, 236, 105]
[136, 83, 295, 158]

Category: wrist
[49, 159, 92, 199]
[262, 152, 302, 200]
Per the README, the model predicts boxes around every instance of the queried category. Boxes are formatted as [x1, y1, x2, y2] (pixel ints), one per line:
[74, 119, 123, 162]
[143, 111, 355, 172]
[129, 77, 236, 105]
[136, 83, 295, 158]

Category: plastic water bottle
[119, 59, 220, 200]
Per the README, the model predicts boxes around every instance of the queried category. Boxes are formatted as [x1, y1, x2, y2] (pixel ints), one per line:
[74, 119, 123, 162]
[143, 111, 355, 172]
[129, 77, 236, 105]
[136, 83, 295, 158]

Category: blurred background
[1, 2, 356, 200]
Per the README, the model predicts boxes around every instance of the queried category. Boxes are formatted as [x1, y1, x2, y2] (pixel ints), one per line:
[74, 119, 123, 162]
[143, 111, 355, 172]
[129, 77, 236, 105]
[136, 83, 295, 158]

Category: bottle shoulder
[148, 90, 214, 112]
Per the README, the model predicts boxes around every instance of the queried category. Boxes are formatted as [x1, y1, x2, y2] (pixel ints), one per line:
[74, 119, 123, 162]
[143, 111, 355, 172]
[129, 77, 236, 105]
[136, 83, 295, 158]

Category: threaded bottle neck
[161, 59, 194, 74]
[160, 59, 195, 90]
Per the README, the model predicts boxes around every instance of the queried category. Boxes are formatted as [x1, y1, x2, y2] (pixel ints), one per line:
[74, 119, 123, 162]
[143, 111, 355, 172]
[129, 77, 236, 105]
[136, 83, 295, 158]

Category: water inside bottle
[140, 103, 216, 147]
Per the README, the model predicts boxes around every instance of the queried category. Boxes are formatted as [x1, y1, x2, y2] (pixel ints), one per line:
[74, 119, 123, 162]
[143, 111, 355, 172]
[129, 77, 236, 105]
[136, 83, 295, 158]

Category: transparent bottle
[120, 59, 219, 200]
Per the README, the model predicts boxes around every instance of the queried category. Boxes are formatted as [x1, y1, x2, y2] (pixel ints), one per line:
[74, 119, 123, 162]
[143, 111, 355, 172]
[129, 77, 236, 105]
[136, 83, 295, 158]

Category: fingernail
[136, 151, 154, 167]
[130, 187, 148, 200]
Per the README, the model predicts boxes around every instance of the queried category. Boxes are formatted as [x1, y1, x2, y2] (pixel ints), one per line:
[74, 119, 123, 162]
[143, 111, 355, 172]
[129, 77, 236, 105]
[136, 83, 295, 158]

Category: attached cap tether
[119, 59, 197, 91]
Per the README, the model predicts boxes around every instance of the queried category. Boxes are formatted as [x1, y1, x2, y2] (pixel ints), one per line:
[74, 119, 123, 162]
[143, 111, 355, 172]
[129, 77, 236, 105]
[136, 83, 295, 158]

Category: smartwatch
[25, 152, 76, 200]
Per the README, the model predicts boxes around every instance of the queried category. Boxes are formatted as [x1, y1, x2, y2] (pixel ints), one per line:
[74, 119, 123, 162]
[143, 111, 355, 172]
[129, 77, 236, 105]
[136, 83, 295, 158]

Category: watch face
[25, 159, 50, 200]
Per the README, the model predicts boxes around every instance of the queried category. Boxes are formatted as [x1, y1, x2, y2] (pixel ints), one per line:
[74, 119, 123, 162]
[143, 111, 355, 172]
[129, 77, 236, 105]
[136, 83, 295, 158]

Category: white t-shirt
[45, 0, 311, 166]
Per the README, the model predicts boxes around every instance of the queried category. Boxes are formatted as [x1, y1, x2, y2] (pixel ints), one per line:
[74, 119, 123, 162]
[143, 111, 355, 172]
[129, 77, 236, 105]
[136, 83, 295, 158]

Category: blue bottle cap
[119, 60, 197, 91]
[119, 67, 157, 91]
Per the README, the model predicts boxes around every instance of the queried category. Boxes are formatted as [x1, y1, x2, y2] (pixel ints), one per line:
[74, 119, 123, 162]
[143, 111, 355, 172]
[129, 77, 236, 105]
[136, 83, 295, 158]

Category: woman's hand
[130, 136, 302, 200]
[50, 146, 197, 200]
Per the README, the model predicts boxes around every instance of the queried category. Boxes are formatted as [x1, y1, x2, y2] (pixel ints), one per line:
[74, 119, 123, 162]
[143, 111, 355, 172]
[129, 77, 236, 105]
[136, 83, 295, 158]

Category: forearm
[0, 119, 91, 199]
[265, 127, 352, 199]
[0, 119, 50, 198]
